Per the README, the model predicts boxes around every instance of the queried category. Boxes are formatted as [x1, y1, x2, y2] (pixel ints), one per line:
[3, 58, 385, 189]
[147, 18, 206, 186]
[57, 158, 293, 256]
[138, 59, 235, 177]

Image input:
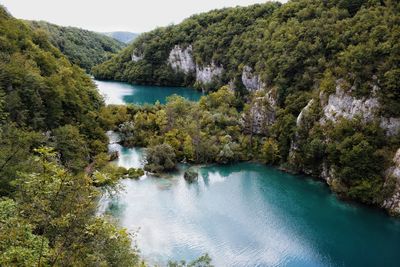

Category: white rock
[321, 80, 400, 136]
[321, 80, 380, 123]
[168, 45, 196, 74]
[131, 51, 143, 62]
[380, 118, 400, 136]
[196, 63, 223, 84]
[241, 66, 265, 91]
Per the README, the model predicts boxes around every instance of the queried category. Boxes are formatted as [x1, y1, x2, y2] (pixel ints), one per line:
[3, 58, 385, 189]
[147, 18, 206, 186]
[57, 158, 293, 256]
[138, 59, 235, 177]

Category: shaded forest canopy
[29, 20, 125, 72]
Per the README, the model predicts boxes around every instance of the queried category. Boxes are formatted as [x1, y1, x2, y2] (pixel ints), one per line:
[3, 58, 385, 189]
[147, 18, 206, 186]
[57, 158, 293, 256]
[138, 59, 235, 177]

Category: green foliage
[144, 143, 177, 174]
[94, 0, 400, 118]
[116, 88, 252, 165]
[29, 21, 125, 72]
[0, 198, 49, 267]
[53, 124, 89, 173]
[0, 124, 44, 196]
[261, 138, 280, 164]
[0, 8, 144, 266]
[0, 6, 109, 170]
[12, 146, 142, 266]
[168, 254, 213, 267]
[92, 3, 280, 87]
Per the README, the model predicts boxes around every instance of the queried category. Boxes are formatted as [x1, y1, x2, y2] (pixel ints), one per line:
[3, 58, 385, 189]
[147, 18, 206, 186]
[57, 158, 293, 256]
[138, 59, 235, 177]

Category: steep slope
[0, 6, 145, 266]
[102, 31, 138, 44]
[0, 6, 109, 175]
[92, 2, 280, 89]
[93, 0, 400, 215]
[28, 21, 125, 72]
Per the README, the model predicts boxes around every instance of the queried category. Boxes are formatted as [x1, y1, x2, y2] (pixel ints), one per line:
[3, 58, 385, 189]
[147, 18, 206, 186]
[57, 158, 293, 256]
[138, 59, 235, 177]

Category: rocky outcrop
[241, 66, 264, 91]
[296, 99, 315, 128]
[131, 51, 143, 62]
[244, 89, 277, 134]
[196, 63, 223, 85]
[166, 44, 224, 86]
[168, 45, 196, 74]
[320, 80, 400, 136]
[383, 149, 400, 216]
[321, 80, 380, 123]
[380, 118, 400, 136]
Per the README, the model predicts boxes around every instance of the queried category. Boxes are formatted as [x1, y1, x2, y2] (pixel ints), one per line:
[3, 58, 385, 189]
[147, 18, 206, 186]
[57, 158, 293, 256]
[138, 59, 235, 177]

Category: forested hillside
[0, 6, 145, 265]
[29, 21, 125, 72]
[93, 0, 400, 214]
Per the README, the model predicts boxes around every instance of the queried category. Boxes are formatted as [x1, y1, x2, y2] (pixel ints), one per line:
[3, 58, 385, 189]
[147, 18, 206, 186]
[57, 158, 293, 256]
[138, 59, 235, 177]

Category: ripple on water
[99, 146, 400, 267]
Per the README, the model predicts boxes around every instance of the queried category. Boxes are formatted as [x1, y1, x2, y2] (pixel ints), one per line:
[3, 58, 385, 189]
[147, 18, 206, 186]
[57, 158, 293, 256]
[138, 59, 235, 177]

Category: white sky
[0, 0, 286, 33]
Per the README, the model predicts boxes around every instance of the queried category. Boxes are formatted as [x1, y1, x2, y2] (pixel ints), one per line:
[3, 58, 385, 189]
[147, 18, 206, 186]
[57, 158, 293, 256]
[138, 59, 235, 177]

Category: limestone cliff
[168, 45, 196, 74]
[243, 89, 277, 135]
[320, 80, 400, 136]
[241, 66, 265, 91]
[383, 149, 400, 216]
[131, 50, 143, 62]
[289, 79, 400, 215]
[166, 44, 224, 87]
[196, 63, 224, 85]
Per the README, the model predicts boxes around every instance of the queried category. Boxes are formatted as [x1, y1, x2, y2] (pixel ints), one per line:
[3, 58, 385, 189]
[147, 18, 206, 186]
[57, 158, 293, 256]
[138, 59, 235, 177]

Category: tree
[144, 143, 177, 173]
[14, 147, 142, 266]
[261, 138, 280, 164]
[53, 125, 89, 173]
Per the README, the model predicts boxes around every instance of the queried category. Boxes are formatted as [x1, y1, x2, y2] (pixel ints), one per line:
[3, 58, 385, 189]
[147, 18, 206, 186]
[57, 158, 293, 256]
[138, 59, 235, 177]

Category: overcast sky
[1, 0, 286, 33]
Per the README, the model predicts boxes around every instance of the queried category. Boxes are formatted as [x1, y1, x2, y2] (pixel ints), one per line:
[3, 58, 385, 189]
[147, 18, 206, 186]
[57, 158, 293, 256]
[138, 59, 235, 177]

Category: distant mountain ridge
[102, 31, 138, 44]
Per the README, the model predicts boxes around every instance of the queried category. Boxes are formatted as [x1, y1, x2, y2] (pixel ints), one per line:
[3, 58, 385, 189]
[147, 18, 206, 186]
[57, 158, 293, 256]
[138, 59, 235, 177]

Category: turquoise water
[95, 80, 203, 105]
[103, 144, 400, 267]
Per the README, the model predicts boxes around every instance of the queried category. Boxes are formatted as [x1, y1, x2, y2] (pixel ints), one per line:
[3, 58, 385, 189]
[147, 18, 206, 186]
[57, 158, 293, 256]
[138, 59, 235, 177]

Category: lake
[102, 142, 400, 267]
[95, 80, 203, 105]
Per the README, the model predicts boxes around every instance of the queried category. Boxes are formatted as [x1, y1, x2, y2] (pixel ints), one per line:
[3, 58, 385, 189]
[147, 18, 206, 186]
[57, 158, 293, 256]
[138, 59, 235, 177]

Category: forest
[94, 0, 400, 209]
[29, 21, 125, 72]
[0, 6, 144, 266]
[1, 0, 400, 265]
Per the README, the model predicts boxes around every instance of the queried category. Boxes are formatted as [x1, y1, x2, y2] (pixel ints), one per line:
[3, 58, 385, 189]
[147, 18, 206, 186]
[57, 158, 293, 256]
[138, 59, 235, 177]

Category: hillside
[0, 6, 146, 266]
[29, 21, 125, 72]
[93, 0, 400, 215]
[103, 31, 138, 44]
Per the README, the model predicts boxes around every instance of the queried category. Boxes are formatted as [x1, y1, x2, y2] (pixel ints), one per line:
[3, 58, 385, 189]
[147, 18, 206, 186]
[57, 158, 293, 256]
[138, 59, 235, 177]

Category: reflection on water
[100, 147, 400, 267]
[95, 80, 203, 105]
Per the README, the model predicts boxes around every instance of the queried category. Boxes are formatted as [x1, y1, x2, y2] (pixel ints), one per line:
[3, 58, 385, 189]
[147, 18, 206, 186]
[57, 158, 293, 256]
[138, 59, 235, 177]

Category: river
[97, 80, 400, 267]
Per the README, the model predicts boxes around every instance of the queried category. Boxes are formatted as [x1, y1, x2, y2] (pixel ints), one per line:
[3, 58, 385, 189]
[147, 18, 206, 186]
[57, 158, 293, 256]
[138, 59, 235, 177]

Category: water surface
[95, 80, 203, 105]
[103, 146, 400, 267]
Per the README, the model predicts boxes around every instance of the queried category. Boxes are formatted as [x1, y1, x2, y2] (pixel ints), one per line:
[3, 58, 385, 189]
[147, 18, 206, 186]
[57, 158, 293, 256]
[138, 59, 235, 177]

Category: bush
[144, 143, 177, 174]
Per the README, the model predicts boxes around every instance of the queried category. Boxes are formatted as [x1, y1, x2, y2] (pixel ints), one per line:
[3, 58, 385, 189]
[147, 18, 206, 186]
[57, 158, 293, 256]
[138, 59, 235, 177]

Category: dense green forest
[94, 0, 400, 212]
[93, 0, 400, 117]
[0, 6, 144, 265]
[29, 21, 125, 72]
[0, 5, 213, 266]
[1, 0, 400, 264]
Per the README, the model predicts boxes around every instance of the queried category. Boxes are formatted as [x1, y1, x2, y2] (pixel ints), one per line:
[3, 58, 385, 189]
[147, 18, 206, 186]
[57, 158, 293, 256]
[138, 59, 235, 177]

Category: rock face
[321, 80, 380, 123]
[131, 50, 143, 62]
[241, 66, 264, 91]
[380, 118, 400, 136]
[166, 44, 224, 86]
[320, 80, 400, 136]
[196, 63, 224, 84]
[245, 89, 277, 134]
[168, 45, 196, 74]
[383, 149, 400, 216]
